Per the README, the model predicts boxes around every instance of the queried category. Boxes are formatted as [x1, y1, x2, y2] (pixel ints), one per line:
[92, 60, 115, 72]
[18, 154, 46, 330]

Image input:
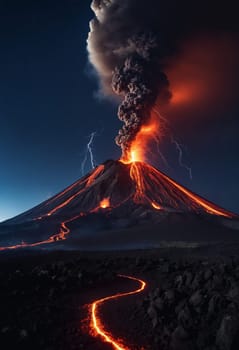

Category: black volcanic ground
[1, 247, 239, 350]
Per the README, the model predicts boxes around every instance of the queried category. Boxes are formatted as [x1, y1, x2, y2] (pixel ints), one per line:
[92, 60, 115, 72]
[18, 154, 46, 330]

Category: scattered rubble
[141, 258, 239, 350]
[1, 253, 239, 350]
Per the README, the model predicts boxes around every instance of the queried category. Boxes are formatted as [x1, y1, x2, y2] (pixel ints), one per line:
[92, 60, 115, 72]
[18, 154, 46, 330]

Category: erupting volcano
[0, 0, 238, 252]
[5, 159, 236, 222]
[2, 2, 239, 350]
[0, 153, 237, 252]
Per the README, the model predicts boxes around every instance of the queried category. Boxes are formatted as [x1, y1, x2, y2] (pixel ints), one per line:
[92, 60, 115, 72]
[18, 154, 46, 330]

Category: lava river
[89, 274, 146, 350]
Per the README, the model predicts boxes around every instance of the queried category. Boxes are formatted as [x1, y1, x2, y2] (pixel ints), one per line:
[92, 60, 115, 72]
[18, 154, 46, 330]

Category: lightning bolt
[155, 139, 170, 169]
[151, 106, 170, 169]
[171, 137, 193, 180]
[152, 106, 192, 179]
[81, 132, 97, 176]
[88, 132, 96, 169]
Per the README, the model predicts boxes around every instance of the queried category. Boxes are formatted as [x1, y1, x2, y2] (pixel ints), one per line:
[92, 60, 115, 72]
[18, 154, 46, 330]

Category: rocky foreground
[139, 256, 239, 350]
[0, 248, 239, 350]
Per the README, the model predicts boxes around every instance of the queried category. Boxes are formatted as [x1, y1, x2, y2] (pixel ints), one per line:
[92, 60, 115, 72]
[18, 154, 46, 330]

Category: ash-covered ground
[1, 246, 239, 350]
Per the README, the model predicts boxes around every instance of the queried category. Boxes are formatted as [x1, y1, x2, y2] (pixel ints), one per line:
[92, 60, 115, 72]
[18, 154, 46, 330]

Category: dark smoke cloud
[87, 0, 238, 158]
[111, 40, 169, 157]
[87, 0, 171, 158]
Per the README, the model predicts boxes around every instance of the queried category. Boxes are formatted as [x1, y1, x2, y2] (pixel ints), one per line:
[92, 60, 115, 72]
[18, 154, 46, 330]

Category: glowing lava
[90, 274, 146, 350]
[121, 115, 160, 164]
[0, 220, 70, 252]
[0, 195, 112, 252]
[0, 213, 86, 252]
[90, 197, 112, 213]
[40, 164, 105, 219]
[151, 202, 162, 210]
[164, 173, 231, 217]
[100, 197, 110, 209]
[129, 161, 234, 218]
[0, 155, 236, 252]
[117, 112, 235, 219]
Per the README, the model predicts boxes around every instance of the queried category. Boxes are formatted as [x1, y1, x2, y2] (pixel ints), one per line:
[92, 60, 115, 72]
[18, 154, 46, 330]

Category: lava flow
[0, 214, 83, 252]
[119, 132, 234, 218]
[39, 164, 105, 219]
[0, 195, 112, 252]
[0, 143, 236, 251]
[0, 222, 69, 251]
[128, 161, 233, 218]
[90, 274, 146, 350]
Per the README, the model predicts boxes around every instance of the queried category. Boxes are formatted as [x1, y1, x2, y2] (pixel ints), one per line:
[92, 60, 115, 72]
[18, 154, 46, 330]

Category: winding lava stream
[0, 218, 73, 252]
[90, 274, 146, 350]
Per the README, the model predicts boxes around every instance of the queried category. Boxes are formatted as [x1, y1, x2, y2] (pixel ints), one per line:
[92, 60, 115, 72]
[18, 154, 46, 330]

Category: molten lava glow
[91, 197, 112, 213]
[38, 165, 105, 219]
[86, 164, 105, 186]
[0, 222, 69, 251]
[151, 202, 162, 210]
[121, 116, 160, 164]
[90, 274, 146, 350]
[130, 162, 145, 203]
[164, 174, 232, 217]
[0, 158, 235, 252]
[0, 213, 84, 252]
[100, 197, 110, 209]
[129, 162, 233, 218]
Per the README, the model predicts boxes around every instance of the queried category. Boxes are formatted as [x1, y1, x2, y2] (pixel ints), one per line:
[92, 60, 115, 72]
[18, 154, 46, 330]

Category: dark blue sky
[0, 0, 239, 221]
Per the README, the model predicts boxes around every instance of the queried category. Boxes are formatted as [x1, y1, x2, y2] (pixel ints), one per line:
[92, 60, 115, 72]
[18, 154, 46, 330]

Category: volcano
[0, 160, 238, 251]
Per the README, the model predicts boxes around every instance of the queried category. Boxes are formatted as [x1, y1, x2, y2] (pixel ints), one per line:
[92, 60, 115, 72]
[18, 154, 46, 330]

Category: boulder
[189, 290, 203, 307]
[216, 314, 239, 350]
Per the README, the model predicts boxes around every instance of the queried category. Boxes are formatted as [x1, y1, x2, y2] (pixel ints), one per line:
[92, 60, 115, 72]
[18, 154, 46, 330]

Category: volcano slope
[0, 160, 238, 251]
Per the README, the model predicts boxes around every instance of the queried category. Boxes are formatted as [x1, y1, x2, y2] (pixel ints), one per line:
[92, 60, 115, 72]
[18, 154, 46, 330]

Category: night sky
[0, 0, 239, 222]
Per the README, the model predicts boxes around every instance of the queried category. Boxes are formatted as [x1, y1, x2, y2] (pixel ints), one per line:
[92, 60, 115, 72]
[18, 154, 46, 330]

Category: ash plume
[87, 0, 170, 159]
[87, 0, 238, 159]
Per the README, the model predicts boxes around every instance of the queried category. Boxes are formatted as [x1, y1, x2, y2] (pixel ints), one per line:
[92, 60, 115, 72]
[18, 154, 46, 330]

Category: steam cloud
[87, 0, 170, 159]
[87, 0, 238, 159]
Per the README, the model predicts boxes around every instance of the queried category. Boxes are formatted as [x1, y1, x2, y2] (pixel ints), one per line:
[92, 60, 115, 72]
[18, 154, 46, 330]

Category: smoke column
[87, 0, 170, 160]
[87, 0, 238, 161]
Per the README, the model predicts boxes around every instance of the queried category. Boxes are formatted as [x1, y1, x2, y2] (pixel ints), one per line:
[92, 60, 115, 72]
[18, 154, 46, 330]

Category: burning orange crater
[121, 114, 160, 164]
[90, 274, 146, 350]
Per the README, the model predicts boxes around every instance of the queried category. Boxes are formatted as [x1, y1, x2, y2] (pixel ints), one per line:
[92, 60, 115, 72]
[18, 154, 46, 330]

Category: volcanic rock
[189, 290, 203, 307]
[216, 314, 239, 350]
